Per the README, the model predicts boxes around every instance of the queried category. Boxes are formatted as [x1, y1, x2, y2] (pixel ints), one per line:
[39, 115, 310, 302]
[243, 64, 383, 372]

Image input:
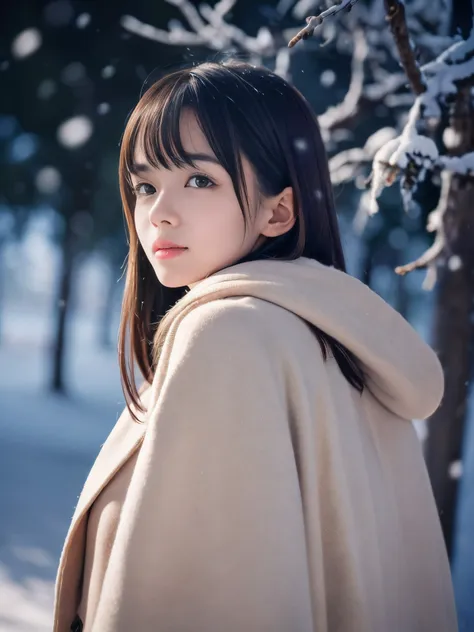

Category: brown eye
[187, 175, 214, 188]
[133, 183, 155, 196]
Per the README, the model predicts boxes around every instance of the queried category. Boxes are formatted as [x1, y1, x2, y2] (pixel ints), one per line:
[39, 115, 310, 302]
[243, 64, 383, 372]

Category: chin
[154, 269, 198, 289]
[156, 275, 189, 289]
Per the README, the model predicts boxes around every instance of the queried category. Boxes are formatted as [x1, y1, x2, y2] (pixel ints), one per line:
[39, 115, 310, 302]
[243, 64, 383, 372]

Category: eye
[186, 174, 215, 189]
[132, 182, 155, 197]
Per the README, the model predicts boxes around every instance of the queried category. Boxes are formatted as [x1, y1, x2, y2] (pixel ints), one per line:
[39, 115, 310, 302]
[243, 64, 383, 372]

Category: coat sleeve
[93, 301, 314, 632]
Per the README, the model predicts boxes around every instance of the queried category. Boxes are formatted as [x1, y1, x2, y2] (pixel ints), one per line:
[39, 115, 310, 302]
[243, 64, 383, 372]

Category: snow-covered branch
[121, 12, 206, 46]
[419, 26, 474, 118]
[329, 127, 398, 185]
[440, 153, 474, 174]
[368, 25, 474, 215]
[366, 108, 474, 282]
[121, 0, 296, 78]
[368, 119, 474, 213]
[394, 169, 451, 288]
[289, 0, 461, 137]
[318, 27, 368, 131]
[122, 0, 273, 56]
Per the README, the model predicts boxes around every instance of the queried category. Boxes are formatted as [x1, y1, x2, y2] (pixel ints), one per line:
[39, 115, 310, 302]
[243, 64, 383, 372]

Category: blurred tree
[0, 0, 186, 388]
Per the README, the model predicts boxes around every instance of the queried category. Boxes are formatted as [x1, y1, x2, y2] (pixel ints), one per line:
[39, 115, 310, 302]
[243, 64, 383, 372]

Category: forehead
[133, 108, 212, 165]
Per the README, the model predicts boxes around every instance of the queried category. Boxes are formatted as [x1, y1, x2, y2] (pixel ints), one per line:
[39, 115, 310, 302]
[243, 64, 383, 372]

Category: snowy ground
[0, 308, 124, 632]
[0, 306, 473, 631]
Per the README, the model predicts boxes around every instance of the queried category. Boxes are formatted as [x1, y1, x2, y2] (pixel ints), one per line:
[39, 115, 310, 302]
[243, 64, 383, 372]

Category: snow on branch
[288, 0, 360, 48]
[366, 106, 474, 282]
[121, 0, 295, 78]
[440, 153, 474, 174]
[329, 127, 398, 185]
[318, 27, 368, 130]
[319, 59, 411, 136]
[368, 25, 474, 215]
[419, 26, 474, 118]
[368, 105, 474, 210]
[394, 170, 450, 288]
[357, 3, 474, 284]
[290, 0, 460, 136]
[121, 13, 206, 46]
[121, 0, 273, 54]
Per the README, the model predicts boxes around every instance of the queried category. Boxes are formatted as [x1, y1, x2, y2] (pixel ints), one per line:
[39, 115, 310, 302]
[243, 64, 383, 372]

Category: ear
[259, 186, 296, 238]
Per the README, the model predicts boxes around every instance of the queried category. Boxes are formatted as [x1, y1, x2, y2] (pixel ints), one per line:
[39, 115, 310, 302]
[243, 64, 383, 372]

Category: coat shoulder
[176, 296, 276, 345]
[174, 295, 322, 368]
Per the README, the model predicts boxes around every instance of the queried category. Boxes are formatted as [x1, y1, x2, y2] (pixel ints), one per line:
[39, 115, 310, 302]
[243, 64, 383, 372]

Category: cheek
[206, 198, 247, 241]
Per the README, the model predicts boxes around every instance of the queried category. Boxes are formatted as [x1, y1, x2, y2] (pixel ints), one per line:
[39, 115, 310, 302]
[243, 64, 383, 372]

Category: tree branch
[394, 169, 451, 286]
[383, 0, 426, 95]
[288, 0, 360, 48]
[121, 0, 277, 57]
[318, 27, 368, 130]
[395, 233, 445, 276]
[329, 127, 398, 185]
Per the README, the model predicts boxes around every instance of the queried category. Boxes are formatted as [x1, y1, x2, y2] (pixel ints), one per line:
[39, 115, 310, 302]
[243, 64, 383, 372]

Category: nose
[148, 191, 179, 227]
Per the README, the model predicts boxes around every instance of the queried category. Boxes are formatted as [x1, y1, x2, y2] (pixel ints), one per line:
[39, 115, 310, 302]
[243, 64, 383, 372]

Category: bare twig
[288, 0, 360, 48]
[395, 233, 444, 275]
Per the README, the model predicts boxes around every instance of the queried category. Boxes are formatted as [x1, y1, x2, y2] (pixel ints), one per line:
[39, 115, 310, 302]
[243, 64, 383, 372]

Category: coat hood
[175, 256, 444, 421]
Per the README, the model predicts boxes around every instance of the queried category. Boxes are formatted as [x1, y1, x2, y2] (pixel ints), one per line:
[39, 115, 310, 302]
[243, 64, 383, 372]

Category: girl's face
[131, 108, 268, 289]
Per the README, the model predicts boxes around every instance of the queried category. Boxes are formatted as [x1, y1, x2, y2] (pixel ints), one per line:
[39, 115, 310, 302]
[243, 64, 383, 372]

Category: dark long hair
[118, 59, 365, 423]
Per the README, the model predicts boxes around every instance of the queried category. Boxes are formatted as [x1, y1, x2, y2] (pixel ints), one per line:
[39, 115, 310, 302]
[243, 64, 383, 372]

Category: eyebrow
[128, 152, 221, 175]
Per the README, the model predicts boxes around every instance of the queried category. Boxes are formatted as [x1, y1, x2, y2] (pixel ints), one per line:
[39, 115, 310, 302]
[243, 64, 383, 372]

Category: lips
[154, 247, 187, 260]
[152, 238, 187, 254]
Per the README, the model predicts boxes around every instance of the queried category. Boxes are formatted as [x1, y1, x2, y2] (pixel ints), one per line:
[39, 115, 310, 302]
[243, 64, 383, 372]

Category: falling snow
[101, 65, 116, 79]
[293, 138, 308, 152]
[76, 13, 91, 29]
[320, 69, 336, 87]
[448, 255, 463, 271]
[449, 460, 463, 479]
[57, 116, 93, 149]
[12, 28, 42, 59]
[35, 167, 62, 195]
[97, 103, 111, 115]
[37, 79, 57, 100]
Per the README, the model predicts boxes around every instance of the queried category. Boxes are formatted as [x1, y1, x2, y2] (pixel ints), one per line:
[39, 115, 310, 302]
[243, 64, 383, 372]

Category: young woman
[53, 60, 457, 632]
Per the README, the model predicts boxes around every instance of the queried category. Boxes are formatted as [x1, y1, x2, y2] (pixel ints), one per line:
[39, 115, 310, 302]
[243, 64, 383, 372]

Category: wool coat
[53, 256, 458, 632]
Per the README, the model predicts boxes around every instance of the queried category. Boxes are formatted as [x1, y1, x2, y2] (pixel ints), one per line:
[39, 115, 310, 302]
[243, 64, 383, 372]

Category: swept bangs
[121, 69, 251, 220]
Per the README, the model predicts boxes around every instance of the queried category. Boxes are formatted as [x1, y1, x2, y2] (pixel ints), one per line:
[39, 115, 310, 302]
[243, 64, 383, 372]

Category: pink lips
[151, 238, 188, 260]
[154, 247, 187, 260]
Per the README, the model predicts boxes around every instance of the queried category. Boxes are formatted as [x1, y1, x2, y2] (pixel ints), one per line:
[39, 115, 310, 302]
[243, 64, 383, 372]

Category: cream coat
[53, 256, 458, 631]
